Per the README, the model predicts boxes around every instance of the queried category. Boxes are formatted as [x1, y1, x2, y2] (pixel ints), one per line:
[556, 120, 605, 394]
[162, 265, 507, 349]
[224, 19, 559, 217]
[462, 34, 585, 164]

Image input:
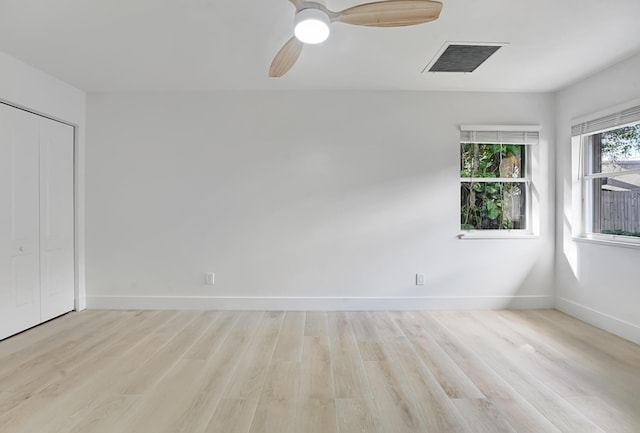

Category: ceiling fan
[269, 0, 443, 77]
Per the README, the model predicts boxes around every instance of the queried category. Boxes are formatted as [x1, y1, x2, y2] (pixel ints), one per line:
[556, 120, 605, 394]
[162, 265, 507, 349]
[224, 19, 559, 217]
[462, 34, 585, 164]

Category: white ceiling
[1, 0, 639, 93]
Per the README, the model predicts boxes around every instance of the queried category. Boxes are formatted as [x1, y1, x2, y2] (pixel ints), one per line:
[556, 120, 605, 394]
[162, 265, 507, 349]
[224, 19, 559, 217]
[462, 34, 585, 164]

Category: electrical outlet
[416, 273, 425, 286]
[205, 272, 215, 285]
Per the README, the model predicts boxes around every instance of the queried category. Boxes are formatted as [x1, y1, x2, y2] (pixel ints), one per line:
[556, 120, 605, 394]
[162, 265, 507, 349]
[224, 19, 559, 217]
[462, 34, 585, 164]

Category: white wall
[0, 51, 87, 310]
[86, 91, 555, 310]
[555, 52, 640, 344]
[4, 41, 639, 338]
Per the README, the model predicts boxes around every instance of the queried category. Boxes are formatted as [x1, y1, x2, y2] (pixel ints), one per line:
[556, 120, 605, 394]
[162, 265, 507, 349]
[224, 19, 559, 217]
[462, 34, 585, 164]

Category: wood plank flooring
[1, 309, 639, 432]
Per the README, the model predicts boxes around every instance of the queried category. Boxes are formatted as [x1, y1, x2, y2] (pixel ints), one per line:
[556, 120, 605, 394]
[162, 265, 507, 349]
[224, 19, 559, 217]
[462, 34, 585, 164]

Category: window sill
[573, 235, 640, 250]
[458, 232, 538, 240]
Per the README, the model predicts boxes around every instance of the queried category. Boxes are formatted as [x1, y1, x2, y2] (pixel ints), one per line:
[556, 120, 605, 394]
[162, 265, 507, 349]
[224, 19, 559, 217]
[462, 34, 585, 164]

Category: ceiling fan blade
[269, 36, 304, 77]
[331, 0, 442, 27]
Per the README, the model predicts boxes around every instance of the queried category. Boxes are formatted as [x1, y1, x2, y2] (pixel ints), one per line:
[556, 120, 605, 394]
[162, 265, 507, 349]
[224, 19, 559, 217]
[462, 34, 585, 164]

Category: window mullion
[584, 168, 640, 179]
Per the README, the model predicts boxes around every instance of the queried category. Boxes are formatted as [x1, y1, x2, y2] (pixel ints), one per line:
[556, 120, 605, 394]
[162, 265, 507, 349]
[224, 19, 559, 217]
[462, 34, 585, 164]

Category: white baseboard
[555, 297, 640, 345]
[86, 295, 554, 311]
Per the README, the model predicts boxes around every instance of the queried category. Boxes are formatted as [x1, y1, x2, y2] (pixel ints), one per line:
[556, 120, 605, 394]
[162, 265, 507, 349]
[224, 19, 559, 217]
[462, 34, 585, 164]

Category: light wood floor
[1, 310, 639, 433]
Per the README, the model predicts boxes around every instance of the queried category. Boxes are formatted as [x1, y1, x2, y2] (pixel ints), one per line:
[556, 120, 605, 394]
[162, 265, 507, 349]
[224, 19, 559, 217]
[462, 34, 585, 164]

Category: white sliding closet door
[0, 103, 74, 340]
[39, 116, 74, 322]
[0, 104, 42, 339]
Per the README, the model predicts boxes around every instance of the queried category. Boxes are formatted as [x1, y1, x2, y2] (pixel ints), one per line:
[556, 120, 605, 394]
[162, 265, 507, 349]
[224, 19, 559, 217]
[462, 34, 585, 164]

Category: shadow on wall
[505, 259, 555, 310]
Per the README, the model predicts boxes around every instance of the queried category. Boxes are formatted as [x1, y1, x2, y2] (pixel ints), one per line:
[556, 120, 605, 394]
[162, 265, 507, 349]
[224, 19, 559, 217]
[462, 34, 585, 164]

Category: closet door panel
[0, 104, 41, 340]
[39, 116, 75, 322]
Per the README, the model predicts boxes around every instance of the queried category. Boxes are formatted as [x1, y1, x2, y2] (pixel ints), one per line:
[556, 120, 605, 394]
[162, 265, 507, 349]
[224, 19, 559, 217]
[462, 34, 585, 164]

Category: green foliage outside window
[601, 124, 640, 163]
[460, 143, 526, 230]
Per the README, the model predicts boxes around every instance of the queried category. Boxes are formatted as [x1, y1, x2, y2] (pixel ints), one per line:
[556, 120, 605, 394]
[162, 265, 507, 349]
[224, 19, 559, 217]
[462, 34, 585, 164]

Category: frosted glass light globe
[294, 8, 330, 44]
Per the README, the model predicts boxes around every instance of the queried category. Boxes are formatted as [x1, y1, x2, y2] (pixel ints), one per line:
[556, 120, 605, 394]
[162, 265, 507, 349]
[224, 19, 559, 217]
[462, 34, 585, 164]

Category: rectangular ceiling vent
[423, 42, 507, 73]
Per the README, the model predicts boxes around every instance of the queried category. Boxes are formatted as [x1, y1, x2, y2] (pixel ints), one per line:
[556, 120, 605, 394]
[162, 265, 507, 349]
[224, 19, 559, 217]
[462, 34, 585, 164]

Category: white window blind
[571, 104, 640, 137]
[460, 130, 539, 145]
[459, 125, 540, 145]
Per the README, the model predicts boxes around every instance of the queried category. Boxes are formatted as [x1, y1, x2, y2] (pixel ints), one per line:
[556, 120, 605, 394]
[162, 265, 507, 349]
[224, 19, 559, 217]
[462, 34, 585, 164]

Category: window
[459, 126, 538, 235]
[575, 108, 640, 244]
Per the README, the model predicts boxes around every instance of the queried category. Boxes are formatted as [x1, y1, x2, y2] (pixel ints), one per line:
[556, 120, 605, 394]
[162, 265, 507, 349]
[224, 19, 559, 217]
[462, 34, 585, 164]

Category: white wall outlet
[205, 272, 215, 285]
[416, 273, 425, 286]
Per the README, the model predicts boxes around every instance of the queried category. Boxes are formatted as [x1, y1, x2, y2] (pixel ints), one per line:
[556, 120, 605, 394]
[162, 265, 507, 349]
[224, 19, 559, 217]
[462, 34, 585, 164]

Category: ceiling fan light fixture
[270, 0, 444, 77]
[294, 8, 330, 44]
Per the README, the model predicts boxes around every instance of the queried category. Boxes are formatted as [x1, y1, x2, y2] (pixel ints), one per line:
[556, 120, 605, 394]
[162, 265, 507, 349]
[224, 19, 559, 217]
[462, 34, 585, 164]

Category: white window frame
[458, 125, 540, 239]
[573, 107, 640, 248]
